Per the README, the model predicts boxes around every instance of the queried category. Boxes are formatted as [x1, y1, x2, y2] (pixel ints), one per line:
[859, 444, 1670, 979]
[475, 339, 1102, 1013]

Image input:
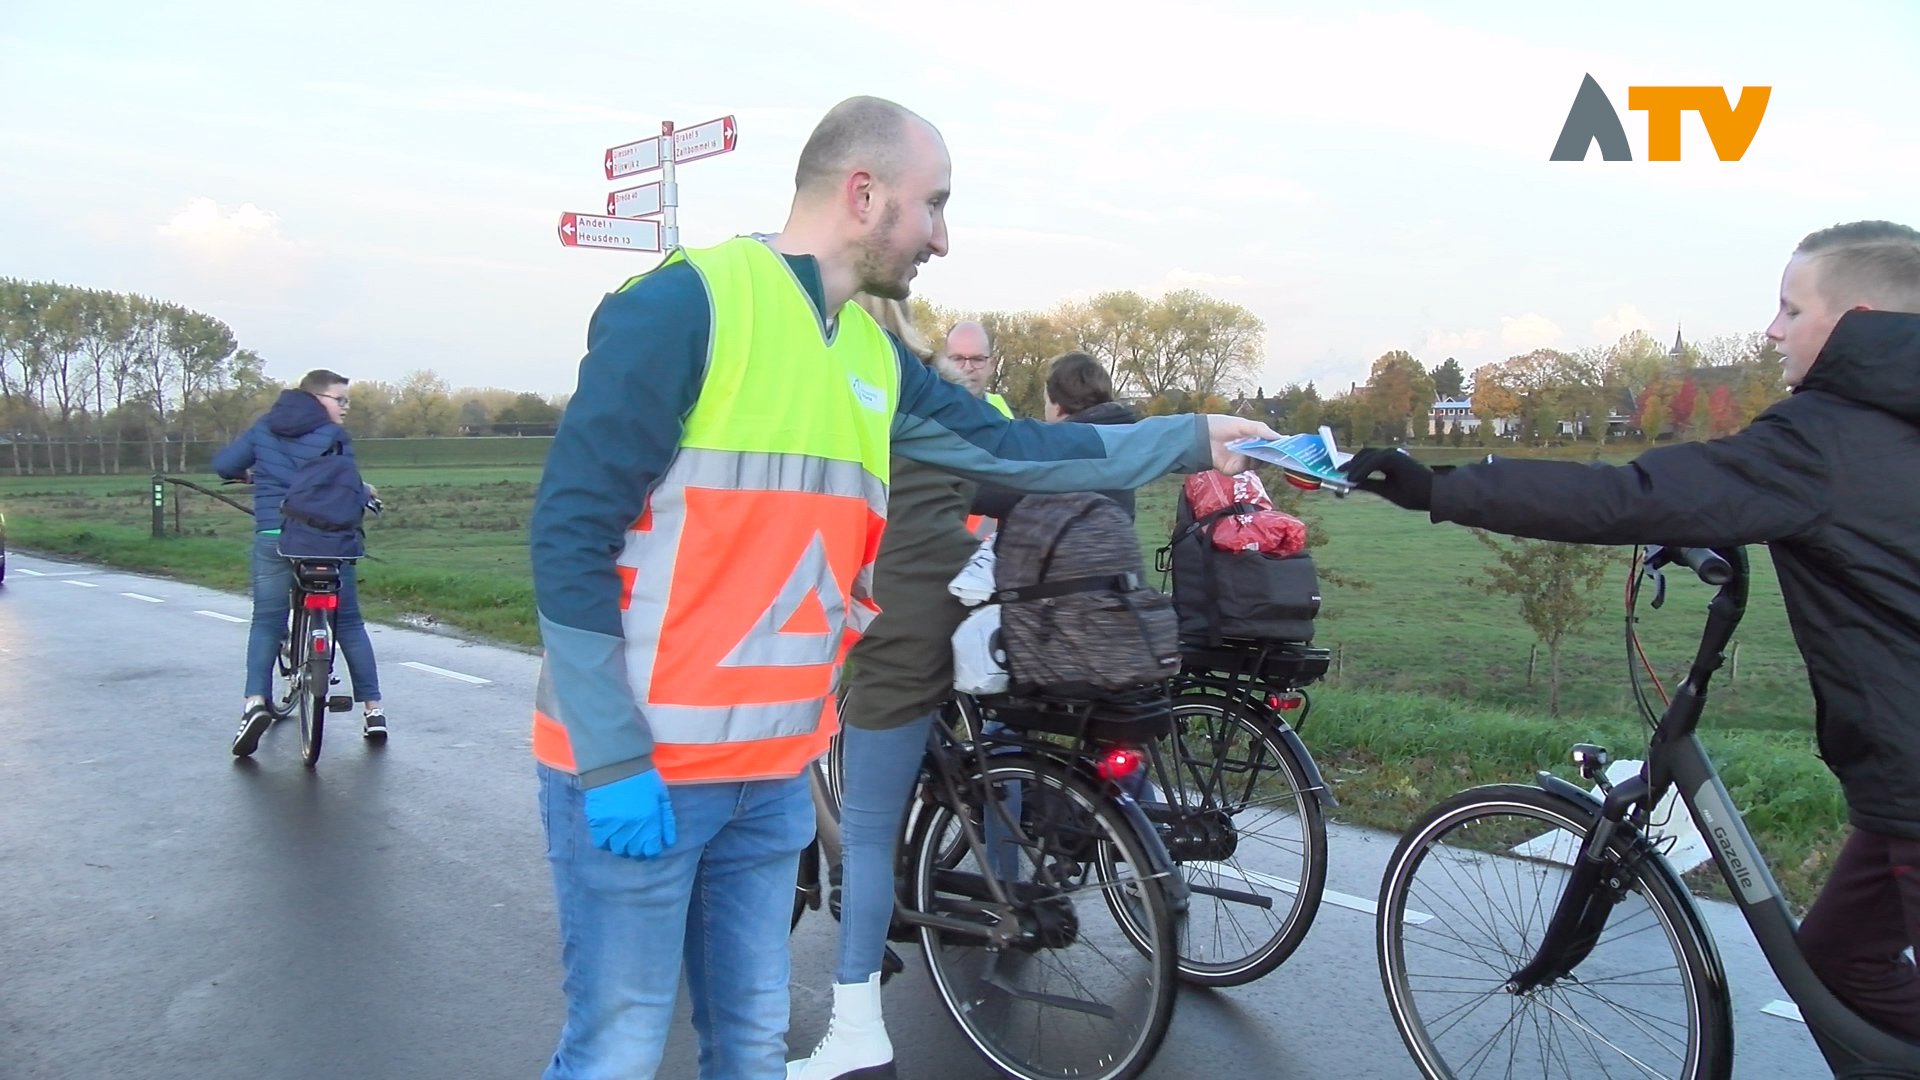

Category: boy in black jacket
[1344, 220, 1920, 1038]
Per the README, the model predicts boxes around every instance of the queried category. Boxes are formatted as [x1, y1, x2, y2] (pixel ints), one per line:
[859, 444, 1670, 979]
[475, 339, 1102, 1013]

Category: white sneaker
[787, 974, 896, 1080]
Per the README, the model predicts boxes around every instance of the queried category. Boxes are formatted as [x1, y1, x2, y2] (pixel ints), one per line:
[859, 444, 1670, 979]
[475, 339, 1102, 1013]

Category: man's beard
[854, 199, 914, 301]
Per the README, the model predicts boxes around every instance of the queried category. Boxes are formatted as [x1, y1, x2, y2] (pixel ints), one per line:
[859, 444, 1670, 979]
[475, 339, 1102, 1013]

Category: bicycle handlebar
[1646, 545, 1733, 586]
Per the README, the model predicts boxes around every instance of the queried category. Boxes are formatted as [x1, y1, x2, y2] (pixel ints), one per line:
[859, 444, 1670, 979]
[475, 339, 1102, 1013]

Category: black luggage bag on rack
[1158, 487, 1322, 647]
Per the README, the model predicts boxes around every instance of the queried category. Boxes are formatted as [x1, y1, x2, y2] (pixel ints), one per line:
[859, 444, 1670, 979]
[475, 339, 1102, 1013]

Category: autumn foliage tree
[1362, 351, 1435, 440]
[1707, 384, 1741, 437]
[1669, 379, 1700, 435]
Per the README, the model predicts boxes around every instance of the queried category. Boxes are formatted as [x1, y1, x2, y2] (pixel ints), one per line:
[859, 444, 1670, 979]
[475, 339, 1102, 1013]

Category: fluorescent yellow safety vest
[534, 237, 899, 783]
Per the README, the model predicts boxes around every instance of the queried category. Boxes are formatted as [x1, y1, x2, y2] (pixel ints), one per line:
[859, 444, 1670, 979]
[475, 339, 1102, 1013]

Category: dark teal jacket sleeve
[890, 348, 1211, 486]
[529, 264, 709, 787]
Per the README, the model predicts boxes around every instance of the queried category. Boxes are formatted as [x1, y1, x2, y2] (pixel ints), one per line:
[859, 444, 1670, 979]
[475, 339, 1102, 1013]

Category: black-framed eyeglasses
[318, 393, 351, 409]
[948, 354, 993, 368]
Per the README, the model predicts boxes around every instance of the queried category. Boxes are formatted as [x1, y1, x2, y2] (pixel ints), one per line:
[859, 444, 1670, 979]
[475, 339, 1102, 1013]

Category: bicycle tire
[1105, 694, 1328, 986]
[297, 610, 331, 767]
[911, 751, 1177, 1080]
[1377, 784, 1732, 1080]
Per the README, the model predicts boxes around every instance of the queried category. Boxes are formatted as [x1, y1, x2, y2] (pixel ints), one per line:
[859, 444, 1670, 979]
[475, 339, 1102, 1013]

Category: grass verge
[8, 517, 541, 649]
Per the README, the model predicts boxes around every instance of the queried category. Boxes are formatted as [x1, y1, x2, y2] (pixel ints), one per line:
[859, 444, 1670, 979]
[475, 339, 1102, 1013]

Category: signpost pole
[659, 121, 680, 250]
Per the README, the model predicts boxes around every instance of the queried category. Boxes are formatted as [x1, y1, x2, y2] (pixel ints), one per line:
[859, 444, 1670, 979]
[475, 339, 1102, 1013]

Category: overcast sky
[3, 0, 1916, 396]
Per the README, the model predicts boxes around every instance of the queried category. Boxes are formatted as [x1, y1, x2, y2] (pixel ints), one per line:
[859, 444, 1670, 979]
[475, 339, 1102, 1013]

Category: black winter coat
[1431, 310, 1920, 837]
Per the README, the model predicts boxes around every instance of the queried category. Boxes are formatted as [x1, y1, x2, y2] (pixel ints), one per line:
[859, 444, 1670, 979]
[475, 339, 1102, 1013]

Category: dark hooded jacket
[211, 390, 355, 532]
[1430, 310, 1920, 836]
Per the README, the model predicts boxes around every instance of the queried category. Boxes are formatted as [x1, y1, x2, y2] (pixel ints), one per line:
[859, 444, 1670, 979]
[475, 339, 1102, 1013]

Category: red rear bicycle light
[1097, 747, 1144, 782]
[1267, 692, 1305, 711]
[312, 636, 328, 653]
[304, 594, 339, 610]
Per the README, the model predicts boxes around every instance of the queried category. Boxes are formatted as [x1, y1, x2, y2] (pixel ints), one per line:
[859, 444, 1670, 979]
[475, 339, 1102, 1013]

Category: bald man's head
[937, 321, 994, 397]
[794, 97, 938, 197]
[776, 96, 952, 305]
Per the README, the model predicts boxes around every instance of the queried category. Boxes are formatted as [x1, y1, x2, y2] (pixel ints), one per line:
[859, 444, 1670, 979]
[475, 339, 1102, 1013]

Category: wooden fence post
[1527, 643, 1537, 686]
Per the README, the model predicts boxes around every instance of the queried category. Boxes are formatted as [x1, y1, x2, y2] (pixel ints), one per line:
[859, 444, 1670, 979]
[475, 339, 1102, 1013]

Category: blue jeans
[244, 532, 380, 701]
[539, 764, 815, 1080]
[835, 713, 937, 984]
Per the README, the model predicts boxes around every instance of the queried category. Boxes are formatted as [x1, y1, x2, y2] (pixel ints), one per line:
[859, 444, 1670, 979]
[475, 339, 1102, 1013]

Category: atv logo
[1551, 74, 1770, 162]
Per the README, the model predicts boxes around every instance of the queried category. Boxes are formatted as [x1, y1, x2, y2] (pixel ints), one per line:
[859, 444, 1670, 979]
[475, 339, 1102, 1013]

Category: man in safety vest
[527, 95, 1279, 1080]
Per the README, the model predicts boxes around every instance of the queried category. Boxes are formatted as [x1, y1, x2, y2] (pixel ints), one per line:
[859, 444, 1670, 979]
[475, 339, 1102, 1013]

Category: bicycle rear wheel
[911, 752, 1177, 1080]
[1377, 784, 1731, 1080]
[1110, 695, 1328, 986]
[296, 611, 332, 767]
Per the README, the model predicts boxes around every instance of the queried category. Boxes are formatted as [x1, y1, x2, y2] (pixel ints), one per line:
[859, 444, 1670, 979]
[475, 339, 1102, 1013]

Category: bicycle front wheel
[912, 753, 1177, 1080]
[1378, 784, 1731, 1080]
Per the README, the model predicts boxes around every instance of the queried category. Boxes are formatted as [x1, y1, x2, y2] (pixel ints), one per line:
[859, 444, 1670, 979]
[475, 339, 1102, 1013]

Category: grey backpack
[991, 493, 1181, 696]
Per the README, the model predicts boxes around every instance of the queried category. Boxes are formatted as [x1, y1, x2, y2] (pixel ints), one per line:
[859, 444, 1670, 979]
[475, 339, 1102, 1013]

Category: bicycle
[801, 641, 1337, 989]
[799, 687, 1184, 1080]
[1374, 544, 1920, 1079]
[249, 497, 382, 767]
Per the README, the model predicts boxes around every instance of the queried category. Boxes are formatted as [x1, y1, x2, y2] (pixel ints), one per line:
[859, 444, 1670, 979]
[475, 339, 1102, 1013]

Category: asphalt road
[0, 551, 1831, 1079]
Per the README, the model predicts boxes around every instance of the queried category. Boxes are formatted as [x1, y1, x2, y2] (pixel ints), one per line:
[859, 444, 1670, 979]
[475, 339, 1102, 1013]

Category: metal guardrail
[151, 474, 252, 537]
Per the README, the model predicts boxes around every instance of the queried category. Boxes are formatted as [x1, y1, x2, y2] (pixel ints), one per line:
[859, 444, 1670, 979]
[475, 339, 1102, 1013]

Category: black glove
[1341, 447, 1434, 512]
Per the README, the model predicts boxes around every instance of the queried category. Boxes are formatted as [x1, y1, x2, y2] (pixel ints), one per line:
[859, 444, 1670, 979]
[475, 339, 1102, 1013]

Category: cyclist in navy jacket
[212, 369, 385, 756]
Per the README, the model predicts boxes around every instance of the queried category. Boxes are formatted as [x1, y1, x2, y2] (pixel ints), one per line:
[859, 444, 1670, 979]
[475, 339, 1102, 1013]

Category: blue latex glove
[583, 769, 678, 859]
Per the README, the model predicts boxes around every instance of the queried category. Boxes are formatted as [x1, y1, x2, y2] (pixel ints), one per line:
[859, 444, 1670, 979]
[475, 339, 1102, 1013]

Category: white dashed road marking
[1187, 862, 1432, 925]
[121, 593, 165, 603]
[195, 610, 247, 624]
[62, 580, 100, 588]
[13, 567, 45, 577]
[401, 661, 492, 685]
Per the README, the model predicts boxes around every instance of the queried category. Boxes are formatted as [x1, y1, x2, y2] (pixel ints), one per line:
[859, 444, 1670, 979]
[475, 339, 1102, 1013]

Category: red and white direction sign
[602, 116, 738, 180]
[604, 137, 662, 182]
[606, 181, 663, 219]
[673, 115, 738, 165]
[557, 212, 662, 252]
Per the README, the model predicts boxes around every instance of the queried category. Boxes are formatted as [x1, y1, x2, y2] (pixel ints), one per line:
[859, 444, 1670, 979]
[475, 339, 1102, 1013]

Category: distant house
[1428, 398, 1525, 438]
[1428, 398, 1479, 435]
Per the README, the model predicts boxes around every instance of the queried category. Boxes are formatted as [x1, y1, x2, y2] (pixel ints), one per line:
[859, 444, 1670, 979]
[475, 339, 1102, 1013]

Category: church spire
[1669, 324, 1685, 360]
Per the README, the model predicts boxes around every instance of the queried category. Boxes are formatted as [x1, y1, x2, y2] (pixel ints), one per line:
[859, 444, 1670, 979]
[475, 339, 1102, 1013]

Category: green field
[1, 460, 1841, 906]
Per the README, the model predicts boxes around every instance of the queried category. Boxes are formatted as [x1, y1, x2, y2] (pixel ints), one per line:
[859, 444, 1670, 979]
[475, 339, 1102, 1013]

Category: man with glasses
[214, 368, 386, 755]
[937, 320, 1011, 416]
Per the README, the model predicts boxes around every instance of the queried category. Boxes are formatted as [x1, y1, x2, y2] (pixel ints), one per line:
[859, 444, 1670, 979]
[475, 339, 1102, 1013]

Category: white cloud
[157, 197, 282, 250]
[1424, 327, 1488, 353]
[1499, 313, 1563, 350]
[1590, 304, 1655, 342]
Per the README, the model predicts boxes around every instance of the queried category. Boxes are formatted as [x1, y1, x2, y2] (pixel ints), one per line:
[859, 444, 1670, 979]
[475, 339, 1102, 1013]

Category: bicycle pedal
[328, 695, 354, 712]
[879, 945, 905, 984]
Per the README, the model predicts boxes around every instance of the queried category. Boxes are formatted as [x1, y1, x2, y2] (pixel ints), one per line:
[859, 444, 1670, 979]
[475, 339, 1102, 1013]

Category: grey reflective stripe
[668, 447, 886, 514]
[646, 697, 830, 745]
